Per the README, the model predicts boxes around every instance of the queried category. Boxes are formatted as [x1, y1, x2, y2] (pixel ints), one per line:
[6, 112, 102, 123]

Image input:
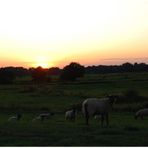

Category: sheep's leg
[71, 117, 75, 122]
[101, 114, 104, 127]
[84, 104, 89, 125]
[85, 112, 89, 125]
[85, 115, 89, 125]
[106, 113, 109, 127]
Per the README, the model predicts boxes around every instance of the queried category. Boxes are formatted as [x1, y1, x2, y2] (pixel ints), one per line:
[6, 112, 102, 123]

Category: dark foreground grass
[0, 113, 148, 146]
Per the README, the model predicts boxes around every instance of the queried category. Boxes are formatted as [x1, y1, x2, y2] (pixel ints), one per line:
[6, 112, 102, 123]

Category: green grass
[0, 113, 148, 146]
[0, 72, 148, 145]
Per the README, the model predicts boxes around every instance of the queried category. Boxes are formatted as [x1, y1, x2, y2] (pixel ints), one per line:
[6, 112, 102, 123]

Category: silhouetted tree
[85, 62, 148, 74]
[48, 67, 61, 75]
[0, 68, 16, 84]
[31, 66, 50, 83]
[60, 62, 85, 81]
[120, 62, 134, 72]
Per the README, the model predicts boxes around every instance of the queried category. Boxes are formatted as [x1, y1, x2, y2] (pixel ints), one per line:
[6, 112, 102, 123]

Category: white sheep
[8, 113, 22, 122]
[32, 113, 52, 122]
[65, 109, 76, 121]
[135, 108, 148, 120]
[82, 95, 116, 126]
[8, 116, 18, 121]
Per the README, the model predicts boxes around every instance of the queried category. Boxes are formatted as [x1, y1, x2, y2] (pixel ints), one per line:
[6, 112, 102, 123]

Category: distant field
[0, 72, 148, 146]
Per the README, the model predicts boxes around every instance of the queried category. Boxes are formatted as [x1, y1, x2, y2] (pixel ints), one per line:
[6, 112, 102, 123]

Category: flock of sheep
[8, 95, 148, 126]
[66, 95, 148, 126]
[8, 113, 54, 122]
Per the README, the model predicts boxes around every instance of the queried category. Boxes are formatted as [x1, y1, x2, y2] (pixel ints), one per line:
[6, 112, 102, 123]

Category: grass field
[0, 72, 148, 146]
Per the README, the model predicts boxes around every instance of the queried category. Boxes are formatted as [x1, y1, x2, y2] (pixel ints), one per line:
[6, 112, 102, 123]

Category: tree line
[85, 62, 148, 74]
[0, 62, 148, 84]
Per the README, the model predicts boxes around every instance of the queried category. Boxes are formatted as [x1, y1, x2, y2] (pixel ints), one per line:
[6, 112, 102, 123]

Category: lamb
[32, 113, 53, 122]
[135, 108, 148, 119]
[8, 113, 22, 122]
[82, 95, 116, 126]
[65, 109, 76, 121]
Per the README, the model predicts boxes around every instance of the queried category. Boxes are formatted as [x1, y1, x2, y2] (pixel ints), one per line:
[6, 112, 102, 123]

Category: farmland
[0, 72, 148, 146]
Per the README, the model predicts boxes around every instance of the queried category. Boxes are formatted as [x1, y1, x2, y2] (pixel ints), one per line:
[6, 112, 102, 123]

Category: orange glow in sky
[30, 56, 54, 68]
[0, 0, 148, 68]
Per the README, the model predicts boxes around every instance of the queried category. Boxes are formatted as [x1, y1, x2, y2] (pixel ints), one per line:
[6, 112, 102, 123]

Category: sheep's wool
[83, 98, 111, 116]
[136, 108, 148, 116]
[65, 110, 75, 120]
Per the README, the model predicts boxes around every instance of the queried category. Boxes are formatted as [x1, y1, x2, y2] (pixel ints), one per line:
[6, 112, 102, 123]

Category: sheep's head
[16, 113, 22, 121]
[107, 94, 118, 107]
[72, 108, 76, 114]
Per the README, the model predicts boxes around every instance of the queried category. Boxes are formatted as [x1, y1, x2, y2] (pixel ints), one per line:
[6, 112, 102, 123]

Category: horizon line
[0, 61, 148, 69]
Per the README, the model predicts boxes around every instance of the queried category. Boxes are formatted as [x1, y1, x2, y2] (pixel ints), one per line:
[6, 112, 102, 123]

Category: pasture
[0, 72, 148, 146]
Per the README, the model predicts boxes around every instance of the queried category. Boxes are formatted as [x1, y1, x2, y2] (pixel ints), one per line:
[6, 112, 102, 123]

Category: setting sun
[34, 62, 49, 68]
[31, 56, 53, 68]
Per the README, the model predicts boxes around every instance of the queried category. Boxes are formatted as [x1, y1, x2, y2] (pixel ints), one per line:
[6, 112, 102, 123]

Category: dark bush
[48, 67, 61, 75]
[60, 62, 85, 81]
[31, 66, 51, 83]
[115, 90, 147, 104]
[124, 90, 139, 99]
[0, 68, 15, 84]
[124, 125, 140, 131]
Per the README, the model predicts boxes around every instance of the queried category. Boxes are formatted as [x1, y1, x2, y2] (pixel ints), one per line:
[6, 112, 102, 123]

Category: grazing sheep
[135, 108, 148, 120]
[8, 113, 22, 122]
[82, 95, 116, 126]
[65, 109, 76, 121]
[32, 113, 53, 122]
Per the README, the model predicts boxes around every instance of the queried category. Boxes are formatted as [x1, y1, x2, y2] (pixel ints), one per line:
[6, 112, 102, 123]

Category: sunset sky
[0, 0, 148, 68]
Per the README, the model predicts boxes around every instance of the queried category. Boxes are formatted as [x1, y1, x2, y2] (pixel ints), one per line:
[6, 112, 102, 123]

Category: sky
[0, 0, 148, 68]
